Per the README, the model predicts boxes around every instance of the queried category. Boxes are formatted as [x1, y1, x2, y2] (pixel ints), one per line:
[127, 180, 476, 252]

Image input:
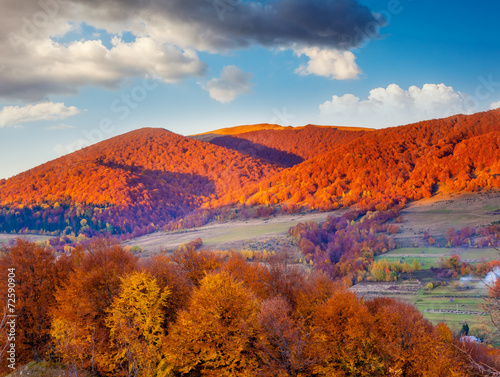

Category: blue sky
[0, 0, 499, 179]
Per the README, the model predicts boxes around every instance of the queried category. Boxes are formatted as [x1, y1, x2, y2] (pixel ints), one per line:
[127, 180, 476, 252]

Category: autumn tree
[0, 239, 67, 370]
[144, 253, 193, 324]
[367, 298, 465, 376]
[294, 270, 336, 326]
[105, 271, 169, 377]
[162, 271, 259, 376]
[51, 238, 138, 375]
[311, 288, 384, 376]
[169, 247, 224, 286]
[267, 251, 305, 308]
[221, 252, 271, 300]
[255, 296, 318, 376]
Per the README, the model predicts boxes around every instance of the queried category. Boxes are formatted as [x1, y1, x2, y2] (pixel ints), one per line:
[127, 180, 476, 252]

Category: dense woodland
[239, 110, 500, 211]
[0, 128, 280, 238]
[0, 238, 499, 376]
[0, 110, 500, 240]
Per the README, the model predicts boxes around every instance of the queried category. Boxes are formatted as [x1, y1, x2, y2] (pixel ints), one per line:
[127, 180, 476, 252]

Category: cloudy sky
[1, 0, 499, 179]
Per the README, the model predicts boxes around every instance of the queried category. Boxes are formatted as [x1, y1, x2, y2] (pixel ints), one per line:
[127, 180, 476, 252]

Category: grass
[374, 255, 440, 269]
[202, 222, 293, 245]
[375, 245, 498, 270]
[386, 247, 445, 255]
[352, 278, 498, 344]
[459, 248, 498, 262]
[413, 283, 494, 336]
[0, 233, 52, 244]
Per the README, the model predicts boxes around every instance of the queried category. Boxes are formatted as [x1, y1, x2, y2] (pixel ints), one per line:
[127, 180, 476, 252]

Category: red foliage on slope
[0, 128, 280, 235]
[239, 109, 500, 211]
[205, 125, 369, 167]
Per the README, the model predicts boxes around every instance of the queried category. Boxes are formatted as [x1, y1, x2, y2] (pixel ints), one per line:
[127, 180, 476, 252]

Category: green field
[375, 255, 439, 269]
[354, 279, 498, 344]
[459, 248, 499, 261]
[388, 246, 445, 255]
[375, 246, 498, 271]
[414, 282, 498, 345]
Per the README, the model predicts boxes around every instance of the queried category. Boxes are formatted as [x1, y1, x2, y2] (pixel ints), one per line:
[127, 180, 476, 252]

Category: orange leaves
[234, 109, 500, 212]
[312, 288, 384, 376]
[0, 127, 281, 236]
[51, 239, 138, 374]
[0, 240, 490, 376]
[169, 247, 224, 286]
[164, 271, 260, 376]
[255, 296, 317, 376]
[0, 239, 60, 368]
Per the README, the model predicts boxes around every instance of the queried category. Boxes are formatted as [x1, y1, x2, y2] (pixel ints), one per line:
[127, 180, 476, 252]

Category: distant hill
[0, 128, 280, 237]
[192, 124, 370, 167]
[193, 123, 288, 141]
[237, 110, 500, 211]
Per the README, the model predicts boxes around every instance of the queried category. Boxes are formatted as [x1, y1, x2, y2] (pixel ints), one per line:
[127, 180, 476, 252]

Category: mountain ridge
[1, 110, 499, 239]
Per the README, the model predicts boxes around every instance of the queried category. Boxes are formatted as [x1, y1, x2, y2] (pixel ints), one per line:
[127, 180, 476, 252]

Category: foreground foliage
[0, 238, 499, 376]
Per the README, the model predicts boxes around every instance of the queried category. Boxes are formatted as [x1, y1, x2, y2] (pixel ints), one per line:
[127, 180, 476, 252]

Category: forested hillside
[0, 128, 280, 237]
[1, 110, 500, 239]
[239, 109, 500, 211]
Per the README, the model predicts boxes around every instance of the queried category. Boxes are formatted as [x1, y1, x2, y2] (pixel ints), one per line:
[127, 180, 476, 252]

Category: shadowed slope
[0, 128, 280, 236]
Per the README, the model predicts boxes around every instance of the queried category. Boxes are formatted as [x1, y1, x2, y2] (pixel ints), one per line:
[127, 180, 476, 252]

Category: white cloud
[295, 47, 361, 80]
[0, 0, 382, 100]
[490, 101, 500, 110]
[204, 66, 253, 103]
[0, 36, 206, 100]
[319, 83, 474, 128]
[45, 123, 77, 130]
[0, 102, 80, 128]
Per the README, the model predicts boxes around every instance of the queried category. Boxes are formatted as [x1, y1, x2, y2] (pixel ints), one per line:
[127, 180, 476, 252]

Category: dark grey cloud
[0, 0, 382, 100]
[67, 0, 382, 51]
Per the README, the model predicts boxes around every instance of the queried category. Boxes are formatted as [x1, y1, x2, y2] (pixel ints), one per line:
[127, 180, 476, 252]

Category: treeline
[1, 238, 499, 376]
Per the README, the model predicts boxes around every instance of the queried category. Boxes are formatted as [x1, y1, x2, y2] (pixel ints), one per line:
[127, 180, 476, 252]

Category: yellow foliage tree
[162, 271, 259, 376]
[105, 271, 169, 377]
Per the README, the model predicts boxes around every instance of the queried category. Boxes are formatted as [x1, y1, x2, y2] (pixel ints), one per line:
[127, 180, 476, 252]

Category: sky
[0, 0, 499, 179]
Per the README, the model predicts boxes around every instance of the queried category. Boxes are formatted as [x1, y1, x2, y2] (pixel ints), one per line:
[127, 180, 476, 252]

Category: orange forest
[0, 238, 499, 376]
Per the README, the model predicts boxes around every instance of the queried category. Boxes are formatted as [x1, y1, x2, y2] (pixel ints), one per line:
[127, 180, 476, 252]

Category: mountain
[0, 128, 281, 237]
[238, 109, 500, 212]
[1, 110, 499, 239]
[192, 124, 370, 167]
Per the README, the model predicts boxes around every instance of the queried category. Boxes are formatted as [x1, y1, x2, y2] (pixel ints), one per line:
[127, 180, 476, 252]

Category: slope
[0, 128, 281, 237]
[238, 109, 500, 211]
[194, 124, 370, 167]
